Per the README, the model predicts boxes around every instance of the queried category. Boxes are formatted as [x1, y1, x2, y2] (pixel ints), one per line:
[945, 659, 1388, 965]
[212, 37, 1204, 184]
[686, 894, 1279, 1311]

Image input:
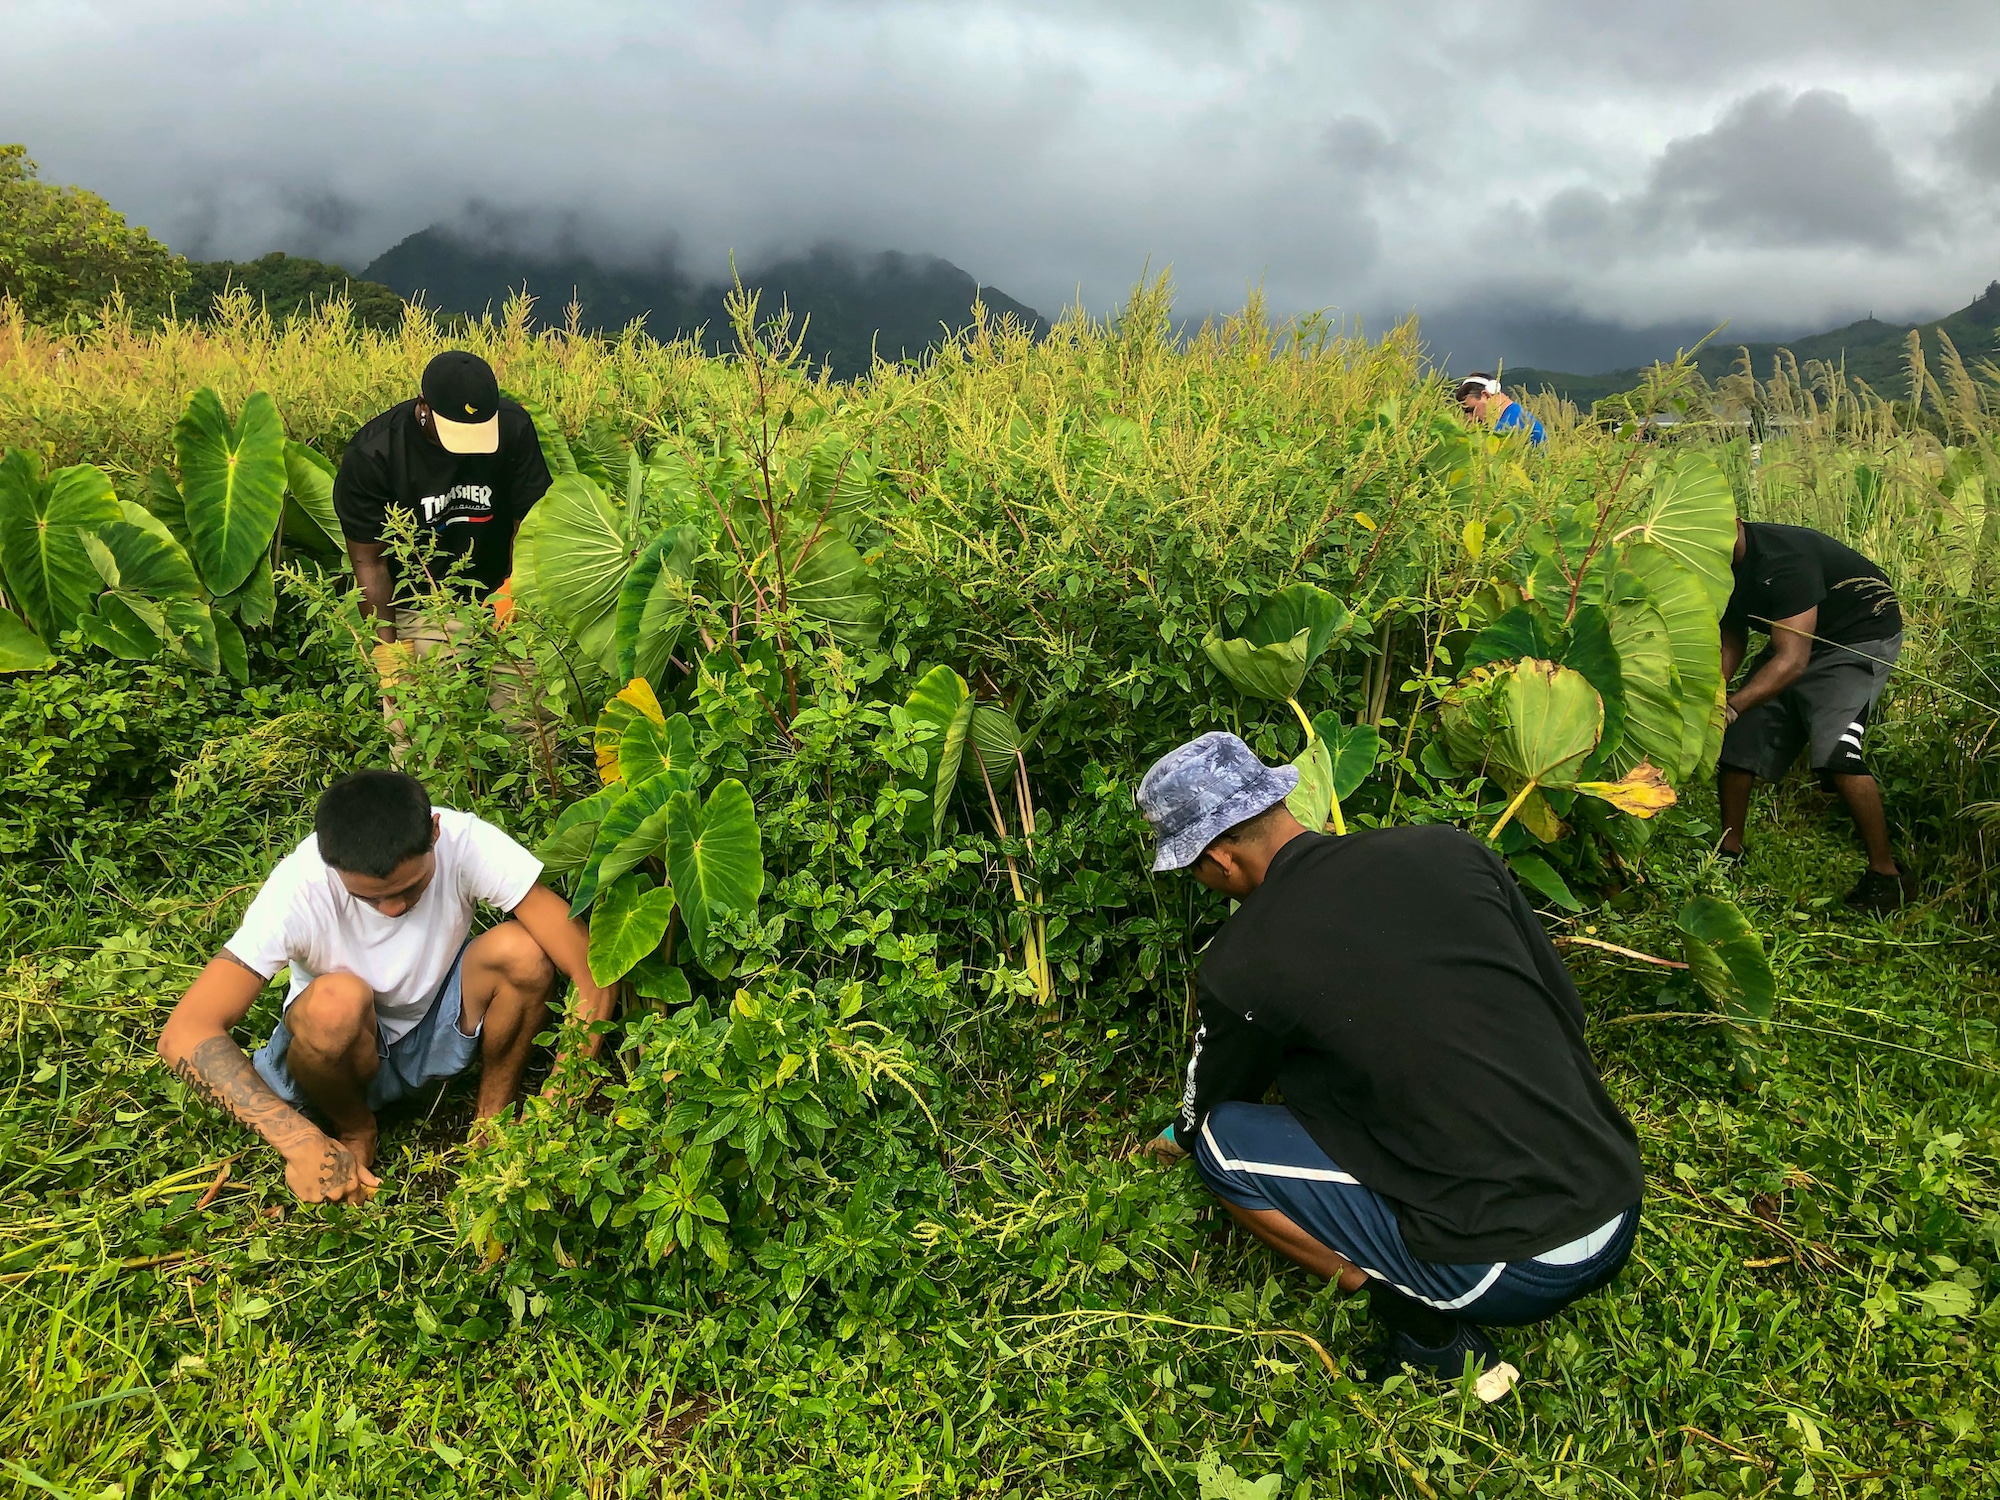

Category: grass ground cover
[1, 286, 1997, 1498]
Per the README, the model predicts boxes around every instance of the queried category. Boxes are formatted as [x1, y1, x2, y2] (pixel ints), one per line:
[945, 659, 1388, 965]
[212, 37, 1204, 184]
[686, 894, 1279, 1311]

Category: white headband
[1457, 376, 1501, 396]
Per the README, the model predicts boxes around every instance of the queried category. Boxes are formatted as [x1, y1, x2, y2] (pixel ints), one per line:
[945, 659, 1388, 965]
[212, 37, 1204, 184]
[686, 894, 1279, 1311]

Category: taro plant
[1676, 894, 1778, 1083]
[1201, 582, 1378, 833]
[1427, 450, 1737, 888]
[1438, 658, 1676, 843]
[0, 385, 343, 677]
[538, 677, 765, 996]
[900, 664, 1055, 1005]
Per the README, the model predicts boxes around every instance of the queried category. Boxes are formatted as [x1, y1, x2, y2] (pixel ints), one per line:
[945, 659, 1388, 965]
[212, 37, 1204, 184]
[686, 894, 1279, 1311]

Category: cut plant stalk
[974, 750, 1052, 1006]
[1012, 747, 1057, 1013]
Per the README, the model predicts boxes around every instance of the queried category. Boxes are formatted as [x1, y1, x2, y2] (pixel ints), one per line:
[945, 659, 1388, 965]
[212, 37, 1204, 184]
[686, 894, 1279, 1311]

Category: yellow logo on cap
[464, 403, 477, 416]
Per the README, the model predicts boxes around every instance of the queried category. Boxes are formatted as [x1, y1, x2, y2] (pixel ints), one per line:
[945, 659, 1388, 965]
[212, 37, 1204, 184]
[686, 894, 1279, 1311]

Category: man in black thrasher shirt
[1133, 732, 1643, 1388]
[1717, 519, 1908, 910]
[334, 350, 553, 642]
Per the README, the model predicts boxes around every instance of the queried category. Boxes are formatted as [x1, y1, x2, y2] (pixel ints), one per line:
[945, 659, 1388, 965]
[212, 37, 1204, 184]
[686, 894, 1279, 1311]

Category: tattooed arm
[157, 952, 378, 1204]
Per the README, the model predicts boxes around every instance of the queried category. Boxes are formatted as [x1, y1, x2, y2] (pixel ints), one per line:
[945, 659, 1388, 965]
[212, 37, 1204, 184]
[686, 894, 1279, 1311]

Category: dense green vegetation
[0, 146, 188, 327]
[185, 255, 405, 334]
[1, 282, 1997, 1499]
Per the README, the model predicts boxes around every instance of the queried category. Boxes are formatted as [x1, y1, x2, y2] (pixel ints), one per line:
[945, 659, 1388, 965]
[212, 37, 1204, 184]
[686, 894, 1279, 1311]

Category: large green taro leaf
[162, 598, 221, 674]
[0, 453, 122, 642]
[966, 703, 1021, 793]
[282, 440, 345, 557]
[145, 467, 193, 552]
[172, 388, 287, 596]
[1677, 895, 1775, 1024]
[83, 517, 202, 600]
[1203, 584, 1352, 702]
[1246, 583, 1349, 659]
[902, 665, 975, 839]
[214, 612, 249, 684]
[1286, 737, 1335, 831]
[536, 785, 620, 876]
[790, 530, 884, 649]
[618, 711, 698, 792]
[1438, 665, 1506, 773]
[587, 873, 678, 987]
[521, 473, 631, 640]
[0, 607, 53, 672]
[1623, 452, 1738, 616]
[1203, 625, 1312, 702]
[1558, 604, 1625, 774]
[214, 560, 276, 627]
[1492, 659, 1603, 791]
[570, 770, 687, 916]
[1621, 540, 1725, 776]
[615, 527, 699, 686]
[505, 391, 578, 480]
[666, 779, 764, 976]
[1678, 894, 1775, 1082]
[1461, 604, 1556, 672]
[77, 592, 164, 661]
[1607, 597, 1685, 778]
[801, 435, 874, 525]
[594, 678, 666, 785]
[1311, 714, 1382, 801]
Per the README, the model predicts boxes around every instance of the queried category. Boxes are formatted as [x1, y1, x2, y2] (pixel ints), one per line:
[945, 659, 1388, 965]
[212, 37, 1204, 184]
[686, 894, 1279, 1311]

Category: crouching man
[158, 770, 613, 1204]
[1135, 733, 1643, 1381]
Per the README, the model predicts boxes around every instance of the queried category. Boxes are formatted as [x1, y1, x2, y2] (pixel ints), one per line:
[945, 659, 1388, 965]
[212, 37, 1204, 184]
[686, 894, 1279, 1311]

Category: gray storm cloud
[4, 0, 1998, 367]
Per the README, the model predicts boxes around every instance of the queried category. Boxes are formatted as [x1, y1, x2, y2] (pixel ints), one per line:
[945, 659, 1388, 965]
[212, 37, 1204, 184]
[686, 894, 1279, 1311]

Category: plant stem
[976, 752, 1046, 1006]
[1487, 779, 1539, 843]
[1286, 696, 1313, 741]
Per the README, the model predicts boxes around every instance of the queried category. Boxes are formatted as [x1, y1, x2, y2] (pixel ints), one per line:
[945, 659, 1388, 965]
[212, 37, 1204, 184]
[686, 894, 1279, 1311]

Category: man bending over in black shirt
[1135, 732, 1643, 1384]
[1718, 519, 1908, 910]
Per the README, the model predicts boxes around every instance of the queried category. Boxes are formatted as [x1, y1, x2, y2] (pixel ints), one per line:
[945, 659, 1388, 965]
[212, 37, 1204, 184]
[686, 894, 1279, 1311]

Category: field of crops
[1, 283, 1997, 1499]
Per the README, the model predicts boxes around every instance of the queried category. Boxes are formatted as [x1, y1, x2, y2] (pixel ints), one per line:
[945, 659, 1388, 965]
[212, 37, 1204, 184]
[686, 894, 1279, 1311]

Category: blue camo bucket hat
[1137, 731, 1299, 873]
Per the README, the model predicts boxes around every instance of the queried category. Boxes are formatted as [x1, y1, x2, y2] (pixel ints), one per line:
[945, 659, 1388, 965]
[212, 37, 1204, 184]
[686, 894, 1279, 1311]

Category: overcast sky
[9, 0, 2000, 370]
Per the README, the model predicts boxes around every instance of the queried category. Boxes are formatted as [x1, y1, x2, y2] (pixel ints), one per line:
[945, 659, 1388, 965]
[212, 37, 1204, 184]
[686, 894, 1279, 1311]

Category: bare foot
[338, 1118, 380, 1172]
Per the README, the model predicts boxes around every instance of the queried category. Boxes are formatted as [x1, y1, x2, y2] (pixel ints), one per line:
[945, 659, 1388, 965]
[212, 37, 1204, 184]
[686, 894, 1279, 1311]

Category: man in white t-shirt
[157, 769, 614, 1204]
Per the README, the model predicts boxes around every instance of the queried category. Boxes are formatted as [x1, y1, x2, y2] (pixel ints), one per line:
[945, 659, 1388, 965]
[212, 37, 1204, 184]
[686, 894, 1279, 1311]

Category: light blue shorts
[251, 940, 480, 1114]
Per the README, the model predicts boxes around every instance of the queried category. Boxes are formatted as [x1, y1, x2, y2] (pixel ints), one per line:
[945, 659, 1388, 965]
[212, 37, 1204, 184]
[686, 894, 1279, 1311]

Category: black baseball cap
[420, 351, 501, 454]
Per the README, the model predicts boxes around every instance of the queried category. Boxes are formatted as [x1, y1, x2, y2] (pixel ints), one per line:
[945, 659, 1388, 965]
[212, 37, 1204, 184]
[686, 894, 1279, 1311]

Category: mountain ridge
[1501, 281, 2000, 410]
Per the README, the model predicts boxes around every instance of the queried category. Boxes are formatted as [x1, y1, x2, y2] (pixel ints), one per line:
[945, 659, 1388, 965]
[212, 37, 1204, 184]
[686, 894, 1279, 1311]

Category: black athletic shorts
[1719, 634, 1900, 782]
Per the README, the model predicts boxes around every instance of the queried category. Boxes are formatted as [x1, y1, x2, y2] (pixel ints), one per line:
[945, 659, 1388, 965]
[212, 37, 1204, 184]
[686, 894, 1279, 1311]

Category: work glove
[490, 575, 516, 627]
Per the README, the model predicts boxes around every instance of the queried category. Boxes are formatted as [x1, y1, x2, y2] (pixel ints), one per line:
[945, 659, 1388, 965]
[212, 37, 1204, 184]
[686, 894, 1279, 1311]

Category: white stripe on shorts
[1199, 1118, 1507, 1310]
[1199, 1117, 1362, 1183]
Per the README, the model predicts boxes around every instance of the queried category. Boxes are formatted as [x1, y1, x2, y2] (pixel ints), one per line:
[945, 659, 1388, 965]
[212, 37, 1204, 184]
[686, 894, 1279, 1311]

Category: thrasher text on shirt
[419, 483, 496, 527]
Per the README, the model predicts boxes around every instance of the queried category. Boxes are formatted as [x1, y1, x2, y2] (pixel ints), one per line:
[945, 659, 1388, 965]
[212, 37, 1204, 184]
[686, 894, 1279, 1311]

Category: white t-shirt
[226, 809, 543, 1042]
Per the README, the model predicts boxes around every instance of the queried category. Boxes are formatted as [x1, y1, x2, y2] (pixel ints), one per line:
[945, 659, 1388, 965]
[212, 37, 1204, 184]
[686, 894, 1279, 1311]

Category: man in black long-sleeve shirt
[1135, 732, 1643, 1384]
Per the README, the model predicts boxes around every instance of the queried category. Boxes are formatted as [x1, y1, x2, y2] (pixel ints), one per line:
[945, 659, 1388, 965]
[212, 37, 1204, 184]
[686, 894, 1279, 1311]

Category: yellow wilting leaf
[1461, 519, 1485, 560]
[1352, 511, 1377, 531]
[1574, 760, 1677, 818]
[594, 677, 668, 783]
[618, 676, 666, 724]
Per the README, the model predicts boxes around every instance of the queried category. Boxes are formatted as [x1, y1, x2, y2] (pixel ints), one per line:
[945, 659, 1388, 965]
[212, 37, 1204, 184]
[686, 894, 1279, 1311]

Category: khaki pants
[384, 607, 545, 761]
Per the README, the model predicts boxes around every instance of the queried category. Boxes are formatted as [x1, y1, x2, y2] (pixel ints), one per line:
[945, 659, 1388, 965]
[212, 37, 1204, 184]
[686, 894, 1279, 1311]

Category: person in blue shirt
[1456, 374, 1545, 445]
